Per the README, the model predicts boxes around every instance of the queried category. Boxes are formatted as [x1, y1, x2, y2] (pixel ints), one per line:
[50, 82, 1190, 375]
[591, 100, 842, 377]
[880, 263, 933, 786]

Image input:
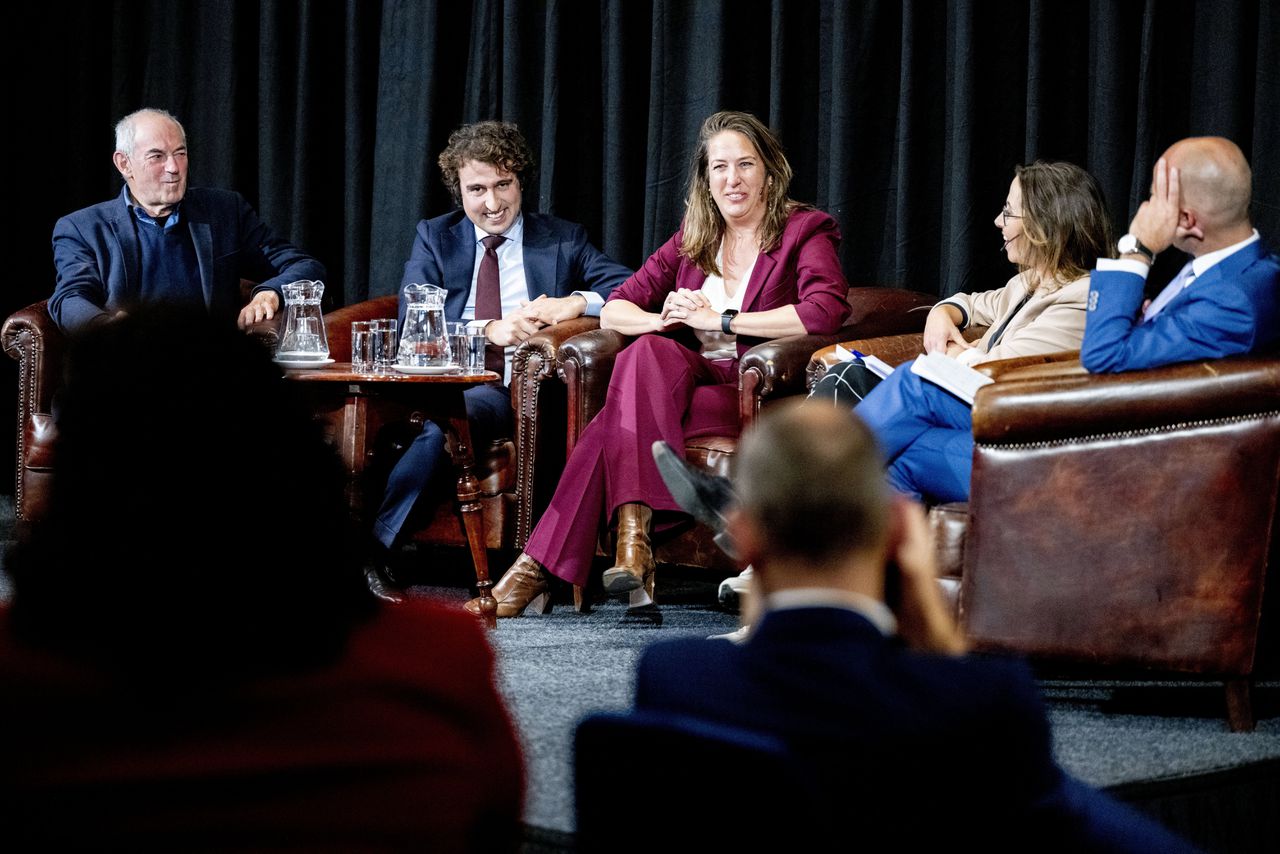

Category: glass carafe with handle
[398, 283, 451, 367]
[276, 280, 329, 361]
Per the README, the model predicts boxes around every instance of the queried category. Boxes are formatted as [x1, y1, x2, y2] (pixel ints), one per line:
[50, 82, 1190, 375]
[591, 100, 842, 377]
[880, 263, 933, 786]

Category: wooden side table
[283, 362, 502, 626]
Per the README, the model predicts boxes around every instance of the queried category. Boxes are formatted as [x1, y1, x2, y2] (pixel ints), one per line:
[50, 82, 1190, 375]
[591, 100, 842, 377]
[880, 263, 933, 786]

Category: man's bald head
[1162, 137, 1252, 231]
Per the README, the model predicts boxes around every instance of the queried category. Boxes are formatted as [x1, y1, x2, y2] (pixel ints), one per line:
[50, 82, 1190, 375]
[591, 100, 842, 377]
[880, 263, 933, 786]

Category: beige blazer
[938, 272, 1089, 365]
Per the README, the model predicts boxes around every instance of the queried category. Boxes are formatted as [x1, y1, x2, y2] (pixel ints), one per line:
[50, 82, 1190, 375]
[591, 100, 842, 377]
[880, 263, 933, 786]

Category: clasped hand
[486, 294, 588, 346]
[659, 288, 720, 331]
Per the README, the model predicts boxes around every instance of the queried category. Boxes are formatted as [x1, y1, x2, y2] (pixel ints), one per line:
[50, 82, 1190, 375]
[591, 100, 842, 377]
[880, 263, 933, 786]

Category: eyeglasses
[1000, 207, 1022, 226]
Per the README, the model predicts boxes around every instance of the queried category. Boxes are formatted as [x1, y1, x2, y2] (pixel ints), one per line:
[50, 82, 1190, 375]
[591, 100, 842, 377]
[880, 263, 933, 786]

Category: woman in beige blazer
[811, 160, 1114, 404]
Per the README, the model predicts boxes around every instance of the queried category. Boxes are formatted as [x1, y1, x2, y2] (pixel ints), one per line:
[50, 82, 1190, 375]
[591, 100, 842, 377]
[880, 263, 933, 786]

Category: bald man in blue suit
[1083, 137, 1278, 372]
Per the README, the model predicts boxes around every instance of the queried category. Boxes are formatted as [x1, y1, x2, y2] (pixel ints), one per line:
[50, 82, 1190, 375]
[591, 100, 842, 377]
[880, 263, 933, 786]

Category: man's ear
[1176, 208, 1204, 243]
[112, 151, 131, 180]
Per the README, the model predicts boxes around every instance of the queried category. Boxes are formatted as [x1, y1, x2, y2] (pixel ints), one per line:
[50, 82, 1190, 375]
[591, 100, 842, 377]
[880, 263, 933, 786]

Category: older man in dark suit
[49, 108, 324, 334]
[369, 121, 630, 597]
[631, 403, 1197, 852]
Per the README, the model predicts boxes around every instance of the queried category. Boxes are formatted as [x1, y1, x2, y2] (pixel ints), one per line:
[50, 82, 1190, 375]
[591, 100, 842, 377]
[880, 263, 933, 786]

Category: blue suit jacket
[636, 607, 1196, 852]
[49, 187, 325, 334]
[398, 210, 630, 320]
[1081, 239, 1280, 372]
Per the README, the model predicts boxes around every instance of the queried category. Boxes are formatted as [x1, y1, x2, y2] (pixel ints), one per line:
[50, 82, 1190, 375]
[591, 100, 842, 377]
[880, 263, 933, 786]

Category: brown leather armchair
[960, 356, 1279, 732]
[809, 336, 1279, 731]
[321, 296, 600, 553]
[2, 297, 279, 536]
[556, 287, 938, 579]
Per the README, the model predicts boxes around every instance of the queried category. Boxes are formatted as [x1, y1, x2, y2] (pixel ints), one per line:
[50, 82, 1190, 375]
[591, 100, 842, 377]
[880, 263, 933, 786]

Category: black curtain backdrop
[12, 0, 1277, 314]
[3, 1, 1276, 490]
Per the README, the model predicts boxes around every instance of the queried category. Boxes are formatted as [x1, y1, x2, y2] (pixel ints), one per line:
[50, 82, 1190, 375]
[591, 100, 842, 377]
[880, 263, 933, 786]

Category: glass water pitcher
[276, 280, 329, 361]
[398, 283, 451, 367]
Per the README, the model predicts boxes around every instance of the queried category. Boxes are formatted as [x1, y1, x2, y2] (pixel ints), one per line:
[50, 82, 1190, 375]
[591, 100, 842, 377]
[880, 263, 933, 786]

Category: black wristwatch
[1117, 233, 1156, 264]
[721, 309, 739, 334]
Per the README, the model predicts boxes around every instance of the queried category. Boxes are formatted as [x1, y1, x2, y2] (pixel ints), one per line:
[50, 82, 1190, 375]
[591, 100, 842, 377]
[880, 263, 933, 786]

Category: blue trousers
[851, 365, 974, 504]
[373, 382, 512, 548]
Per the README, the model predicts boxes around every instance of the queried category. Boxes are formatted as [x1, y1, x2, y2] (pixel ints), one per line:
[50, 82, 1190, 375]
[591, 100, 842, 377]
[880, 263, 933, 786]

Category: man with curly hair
[369, 121, 631, 598]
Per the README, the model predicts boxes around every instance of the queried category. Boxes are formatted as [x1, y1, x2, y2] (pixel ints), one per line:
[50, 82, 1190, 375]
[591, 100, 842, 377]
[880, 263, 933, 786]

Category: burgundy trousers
[524, 335, 739, 585]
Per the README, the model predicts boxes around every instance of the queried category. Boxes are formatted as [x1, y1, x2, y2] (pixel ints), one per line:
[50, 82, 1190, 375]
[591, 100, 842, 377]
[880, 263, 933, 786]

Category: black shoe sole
[651, 441, 730, 532]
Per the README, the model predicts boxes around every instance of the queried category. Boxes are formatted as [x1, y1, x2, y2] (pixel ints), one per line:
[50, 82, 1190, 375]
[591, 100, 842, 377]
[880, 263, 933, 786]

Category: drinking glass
[370, 318, 398, 373]
[351, 321, 375, 373]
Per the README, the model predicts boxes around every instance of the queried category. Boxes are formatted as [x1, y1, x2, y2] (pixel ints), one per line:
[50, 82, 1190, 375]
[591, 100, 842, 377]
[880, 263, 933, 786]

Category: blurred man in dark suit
[634, 402, 1196, 852]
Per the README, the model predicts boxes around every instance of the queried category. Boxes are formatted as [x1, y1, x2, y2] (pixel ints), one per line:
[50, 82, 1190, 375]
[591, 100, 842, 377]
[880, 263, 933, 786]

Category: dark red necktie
[476, 235, 507, 375]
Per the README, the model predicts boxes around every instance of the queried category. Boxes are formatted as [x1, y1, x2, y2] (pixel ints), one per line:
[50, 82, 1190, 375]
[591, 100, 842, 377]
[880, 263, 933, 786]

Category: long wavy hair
[680, 111, 802, 276]
[1015, 161, 1115, 292]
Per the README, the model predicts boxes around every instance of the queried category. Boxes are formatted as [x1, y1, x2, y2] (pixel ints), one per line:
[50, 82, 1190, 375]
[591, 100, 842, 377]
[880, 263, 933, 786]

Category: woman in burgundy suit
[467, 111, 850, 619]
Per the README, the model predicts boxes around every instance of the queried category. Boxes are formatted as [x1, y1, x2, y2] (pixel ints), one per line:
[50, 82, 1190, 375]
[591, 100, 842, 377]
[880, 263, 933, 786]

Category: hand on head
[1127, 157, 1183, 257]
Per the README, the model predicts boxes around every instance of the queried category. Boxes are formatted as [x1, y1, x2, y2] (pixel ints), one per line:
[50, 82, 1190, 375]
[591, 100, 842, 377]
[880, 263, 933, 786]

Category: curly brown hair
[438, 121, 536, 205]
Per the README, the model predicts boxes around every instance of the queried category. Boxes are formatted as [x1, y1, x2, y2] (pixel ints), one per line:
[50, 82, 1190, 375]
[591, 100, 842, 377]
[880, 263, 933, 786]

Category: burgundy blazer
[3, 601, 525, 851]
[607, 208, 851, 357]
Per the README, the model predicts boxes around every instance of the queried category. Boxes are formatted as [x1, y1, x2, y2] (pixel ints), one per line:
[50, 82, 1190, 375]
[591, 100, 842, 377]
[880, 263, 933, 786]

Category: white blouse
[695, 249, 755, 360]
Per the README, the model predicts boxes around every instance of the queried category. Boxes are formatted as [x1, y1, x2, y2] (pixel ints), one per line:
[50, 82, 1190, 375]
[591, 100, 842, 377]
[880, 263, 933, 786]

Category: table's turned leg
[338, 393, 370, 522]
[444, 394, 496, 628]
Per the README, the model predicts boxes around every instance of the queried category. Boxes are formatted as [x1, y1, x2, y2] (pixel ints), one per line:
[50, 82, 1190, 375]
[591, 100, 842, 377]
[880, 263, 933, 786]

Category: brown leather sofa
[557, 287, 938, 582]
[809, 337, 1280, 731]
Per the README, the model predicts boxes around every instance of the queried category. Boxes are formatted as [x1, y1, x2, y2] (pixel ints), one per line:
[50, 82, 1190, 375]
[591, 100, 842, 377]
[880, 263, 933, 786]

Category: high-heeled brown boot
[465, 553, 552, 618]
[602, 503, 655, 595]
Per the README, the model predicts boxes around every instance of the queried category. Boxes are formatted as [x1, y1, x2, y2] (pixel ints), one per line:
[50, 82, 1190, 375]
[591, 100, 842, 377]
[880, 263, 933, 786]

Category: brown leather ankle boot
[602, 503, 654, 595]
[465, 553, 551, 618]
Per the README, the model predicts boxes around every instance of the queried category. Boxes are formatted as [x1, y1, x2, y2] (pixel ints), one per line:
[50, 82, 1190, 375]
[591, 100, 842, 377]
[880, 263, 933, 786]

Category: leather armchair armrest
[559, 328, 632, 445]
[972, 350, 1079, 380]
[807, 327, 995, 389]
[509, 316, 603, 548]
[512, 316, 601, 388]
[971, 356, 1280, 444]
[739, 330, 857, 426]
[3, 300, 65, 416]
[734, 289, 936, 425]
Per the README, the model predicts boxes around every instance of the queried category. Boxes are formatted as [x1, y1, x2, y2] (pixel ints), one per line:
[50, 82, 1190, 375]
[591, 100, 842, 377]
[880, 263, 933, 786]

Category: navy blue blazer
[636, 607, 1196, 852]
[399, 210, 630, 320]
[50, 187, 325, 334]
[1081, 239, 1279, 372]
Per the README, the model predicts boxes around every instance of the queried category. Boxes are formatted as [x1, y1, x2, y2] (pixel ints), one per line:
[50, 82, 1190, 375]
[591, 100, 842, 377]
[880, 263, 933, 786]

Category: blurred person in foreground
[632, 402, 1198, 852]
[1, 305, 522, 851]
